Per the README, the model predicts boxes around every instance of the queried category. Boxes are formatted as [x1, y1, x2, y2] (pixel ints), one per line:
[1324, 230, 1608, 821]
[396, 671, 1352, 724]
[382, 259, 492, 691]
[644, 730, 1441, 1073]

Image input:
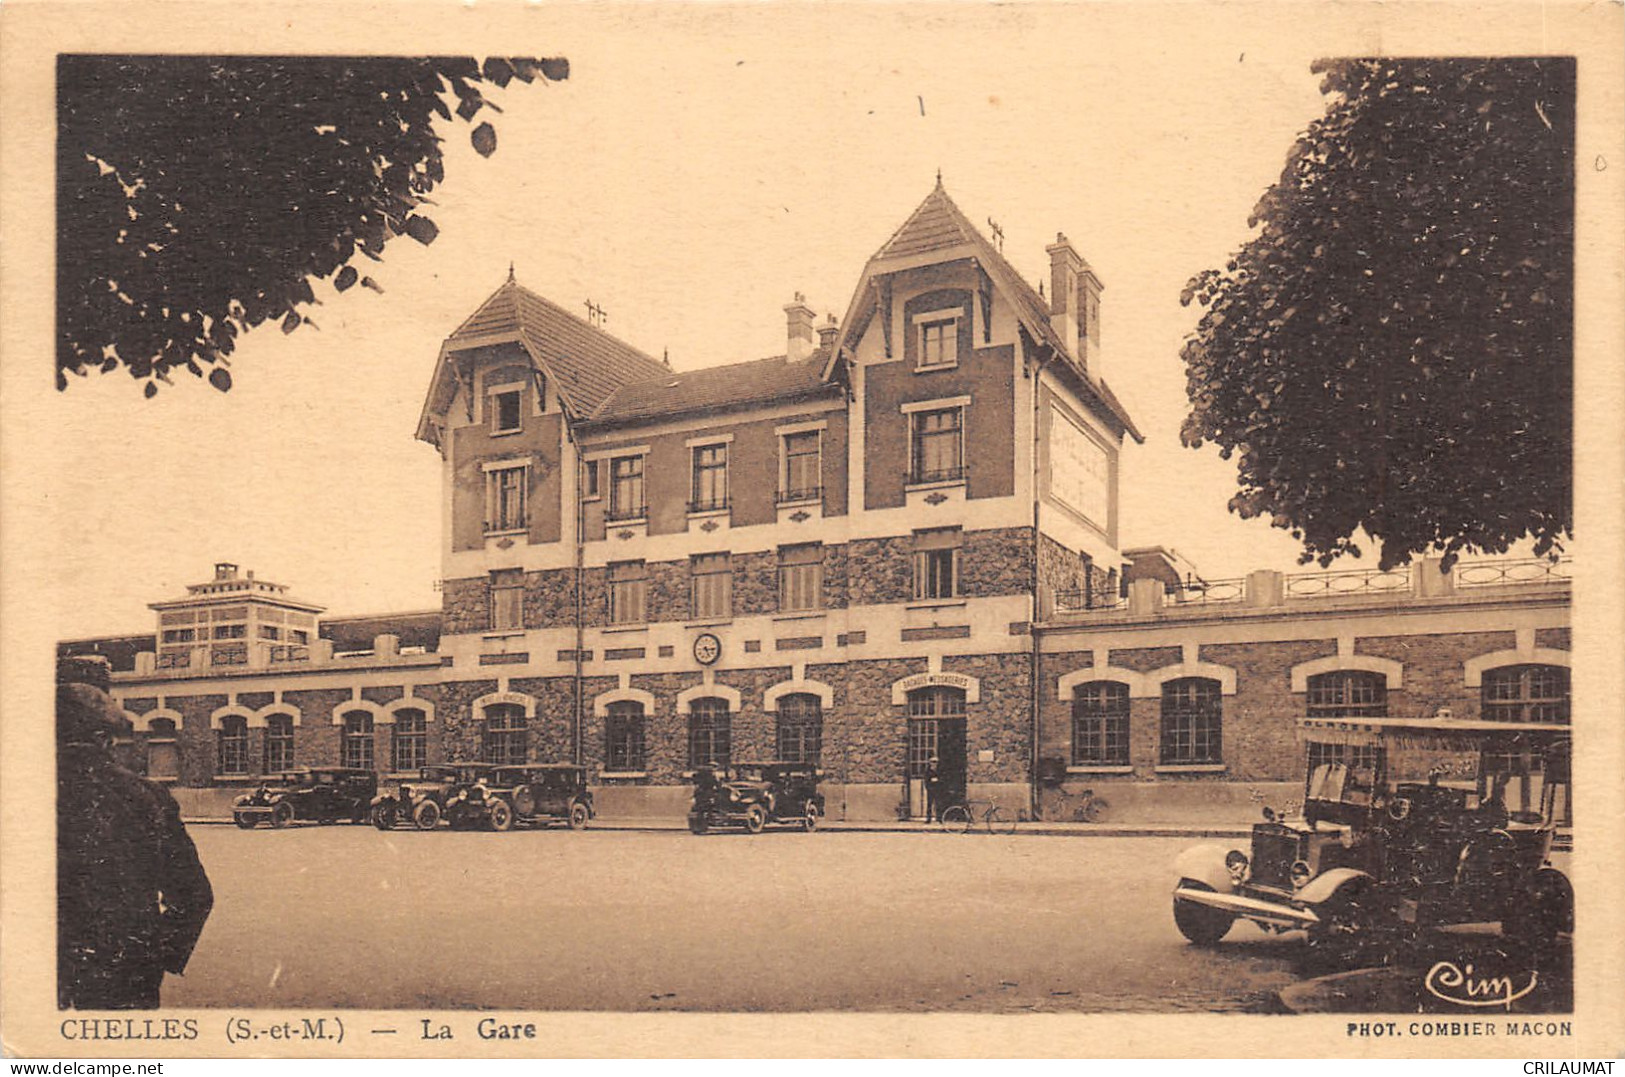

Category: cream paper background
[2, 0, 1622, 1057]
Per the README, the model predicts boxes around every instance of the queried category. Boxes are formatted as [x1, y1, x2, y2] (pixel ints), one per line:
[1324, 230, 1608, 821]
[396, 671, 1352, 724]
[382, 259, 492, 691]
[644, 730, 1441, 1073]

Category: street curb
[184, 816, 1254, 838]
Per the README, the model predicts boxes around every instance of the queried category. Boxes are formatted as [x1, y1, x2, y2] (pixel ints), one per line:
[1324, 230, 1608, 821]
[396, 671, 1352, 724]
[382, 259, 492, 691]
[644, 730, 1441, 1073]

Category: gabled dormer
[418, 274, 670, 558]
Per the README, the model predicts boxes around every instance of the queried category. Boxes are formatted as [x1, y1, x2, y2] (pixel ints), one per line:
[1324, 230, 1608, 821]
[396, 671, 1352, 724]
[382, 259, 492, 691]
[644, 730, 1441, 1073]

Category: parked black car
[687, 761, 825, 834]
[233, 767, 379, 828]
[370, 762, 495, 830]
[458, 764, 596, 831]
[1171, 717, 1573, 967]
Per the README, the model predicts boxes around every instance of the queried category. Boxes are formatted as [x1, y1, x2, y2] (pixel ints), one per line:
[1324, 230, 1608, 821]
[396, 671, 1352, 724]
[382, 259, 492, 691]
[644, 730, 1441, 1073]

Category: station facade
[60, 183, 1573, 822]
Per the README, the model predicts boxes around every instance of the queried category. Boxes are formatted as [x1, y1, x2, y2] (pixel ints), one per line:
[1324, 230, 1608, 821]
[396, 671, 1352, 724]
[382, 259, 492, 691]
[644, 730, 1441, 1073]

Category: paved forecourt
[167, 826, 1305, 1013]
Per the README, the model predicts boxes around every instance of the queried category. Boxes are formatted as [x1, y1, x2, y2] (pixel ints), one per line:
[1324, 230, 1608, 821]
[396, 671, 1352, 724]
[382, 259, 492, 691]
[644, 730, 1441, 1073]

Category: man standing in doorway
[925, 755, 943, 822]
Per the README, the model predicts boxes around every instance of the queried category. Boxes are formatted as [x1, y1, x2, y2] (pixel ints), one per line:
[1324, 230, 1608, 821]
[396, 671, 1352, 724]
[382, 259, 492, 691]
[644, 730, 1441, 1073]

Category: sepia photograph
[3, 0, 1622, 1059]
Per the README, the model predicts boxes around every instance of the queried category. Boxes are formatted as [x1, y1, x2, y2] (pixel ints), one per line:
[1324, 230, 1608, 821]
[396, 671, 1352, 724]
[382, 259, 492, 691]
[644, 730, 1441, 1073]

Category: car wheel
[744, 803, 767, 834]
[413, 799, 442, 831]
[802, 800, 820, 832]
[687, 814, 708, 835]
[1505, 867, 1574, 952]
[271, 802, 294, 829]
[568, 801, 590, 830]
[1173, 879, 1236, 945]
[488, 799, 515, 832]
[371, 803, 396, 830]
[233, 812, 257, 829]
[1305, 879, 1382, 972]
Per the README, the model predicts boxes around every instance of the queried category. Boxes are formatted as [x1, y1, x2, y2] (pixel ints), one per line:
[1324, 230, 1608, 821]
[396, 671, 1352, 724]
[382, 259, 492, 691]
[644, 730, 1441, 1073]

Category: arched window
[147, 717, 179, 781]
[606, 701, 647, 771]
[1482, 664, 1570, 724]
[687, 697, 731, 768]
[1306, 670, 1388, 718]
[906, 686, 965, 779]
[482, 703, 527, 765]
[1072, 681, 1129, 765]
[1159, 678, 1222, 766]
[264, 713, 296, 772]
[217, 715, 249, 775]
[775, 694, 823, 764]
[392, 708, 427, 771]
[341, 710, 374, 770]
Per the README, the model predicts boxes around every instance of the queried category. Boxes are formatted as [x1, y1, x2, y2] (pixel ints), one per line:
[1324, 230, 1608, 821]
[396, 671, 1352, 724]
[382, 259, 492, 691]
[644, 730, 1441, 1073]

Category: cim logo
[1424, 960, 1539, 1009]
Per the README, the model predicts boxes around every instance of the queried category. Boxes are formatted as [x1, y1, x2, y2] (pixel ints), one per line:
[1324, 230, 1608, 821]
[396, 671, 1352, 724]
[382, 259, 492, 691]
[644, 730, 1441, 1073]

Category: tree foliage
[1179, 58, 1573, 570]
[57, 55, 567, 394]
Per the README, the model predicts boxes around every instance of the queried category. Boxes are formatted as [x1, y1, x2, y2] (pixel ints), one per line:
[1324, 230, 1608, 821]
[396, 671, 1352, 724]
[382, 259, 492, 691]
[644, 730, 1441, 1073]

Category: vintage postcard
[2, 0, 1622, 1060]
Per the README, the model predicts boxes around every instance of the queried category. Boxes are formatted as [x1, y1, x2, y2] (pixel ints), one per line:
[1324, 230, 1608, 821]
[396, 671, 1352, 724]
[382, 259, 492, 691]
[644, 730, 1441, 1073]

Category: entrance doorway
[906, 686, 967, 821]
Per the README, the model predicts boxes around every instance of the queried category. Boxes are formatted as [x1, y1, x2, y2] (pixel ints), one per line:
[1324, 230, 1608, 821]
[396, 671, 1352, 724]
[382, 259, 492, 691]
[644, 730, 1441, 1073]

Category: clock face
[693, 633, 721, 666]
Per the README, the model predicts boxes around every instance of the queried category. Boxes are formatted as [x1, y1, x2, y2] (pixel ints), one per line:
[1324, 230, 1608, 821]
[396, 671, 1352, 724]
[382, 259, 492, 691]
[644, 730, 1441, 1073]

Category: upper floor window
[687, 697, 732, 769]
[778, 543, 823, 612]
[258, 624, 281, 640]
[605, 701, 647, 772]
[217, 715, 249, 776]
[264, 713, 295, 772]
[485, 463, 528, 533]
[776, 693, 823, 764]
[582, 459, 601, 501]
[341, 711, 375, 771]
[489, 387, 523, 434]
[162, 628, 195, 644]
[912, 528, 962, 601]
[910, 406, 964, 484]
[608, 455, 646, 521]
[1160, 678, 1222, 766]
[917, 315, 958, 369]
[490, 568, 524, 632]
[690, 552, 732, 620]
[482, 703, 527, 766]
[608, 560, 648, 625]
[690, 443, 729, 512]
[212, 623, 246, 640]
[1306, 670, 1388, 718]
[392, 708, 428, 772]
[1482, 664, 1570, 724]
[1072, 681, 1130, 766]
[779, 430, 821, 503]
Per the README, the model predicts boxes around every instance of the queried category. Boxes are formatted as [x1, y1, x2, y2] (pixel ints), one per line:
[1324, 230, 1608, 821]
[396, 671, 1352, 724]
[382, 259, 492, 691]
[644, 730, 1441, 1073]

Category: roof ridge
[506, 282, 666, 369]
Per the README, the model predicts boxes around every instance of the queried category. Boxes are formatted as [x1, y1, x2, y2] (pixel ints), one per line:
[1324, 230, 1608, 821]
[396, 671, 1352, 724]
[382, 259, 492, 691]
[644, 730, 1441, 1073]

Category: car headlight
[1225, 849, 1249, 881]
[1289, 860, 1313, 889]
[727, 789, 739, 802]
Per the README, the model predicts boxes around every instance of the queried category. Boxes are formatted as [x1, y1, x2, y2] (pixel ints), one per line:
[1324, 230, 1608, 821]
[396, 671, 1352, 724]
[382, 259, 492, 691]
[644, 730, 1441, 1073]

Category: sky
[11, 2, 1587, 640]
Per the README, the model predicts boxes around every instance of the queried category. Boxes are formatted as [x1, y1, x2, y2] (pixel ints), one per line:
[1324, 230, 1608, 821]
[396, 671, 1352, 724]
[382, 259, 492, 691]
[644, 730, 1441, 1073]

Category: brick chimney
[785, 293, 816, 362]
[1045, 234, 1105, 381]
[816, 314, 839, 352]
[1045, 235, 1082, 361]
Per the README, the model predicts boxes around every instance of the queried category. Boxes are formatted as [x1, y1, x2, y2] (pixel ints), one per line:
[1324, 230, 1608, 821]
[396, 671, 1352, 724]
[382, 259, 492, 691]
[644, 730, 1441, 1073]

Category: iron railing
[776, 485, 823, 505]
[1285, 566, 1411, 598]
[908, 464, 968, 485]
[1174, 578, 1246, 605]
[1054, 588, 1127, 613]
[1454, 557, 1573, 589]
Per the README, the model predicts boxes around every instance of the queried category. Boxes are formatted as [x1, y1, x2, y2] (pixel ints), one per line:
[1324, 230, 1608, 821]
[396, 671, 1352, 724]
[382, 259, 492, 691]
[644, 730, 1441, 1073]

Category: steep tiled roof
[586, 350, 837, 429]
[442, 279, 671, 418]
[859, 183, 1143, 442]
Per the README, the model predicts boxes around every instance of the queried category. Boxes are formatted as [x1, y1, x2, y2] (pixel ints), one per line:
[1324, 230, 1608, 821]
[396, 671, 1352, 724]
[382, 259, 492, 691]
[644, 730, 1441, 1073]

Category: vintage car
[687, 761, 825, 834]
[233, 767, 379, 828]
[1171, 717, 1573, 967]
[370, 762, 495, 830]
[441, 764, 595, 831]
